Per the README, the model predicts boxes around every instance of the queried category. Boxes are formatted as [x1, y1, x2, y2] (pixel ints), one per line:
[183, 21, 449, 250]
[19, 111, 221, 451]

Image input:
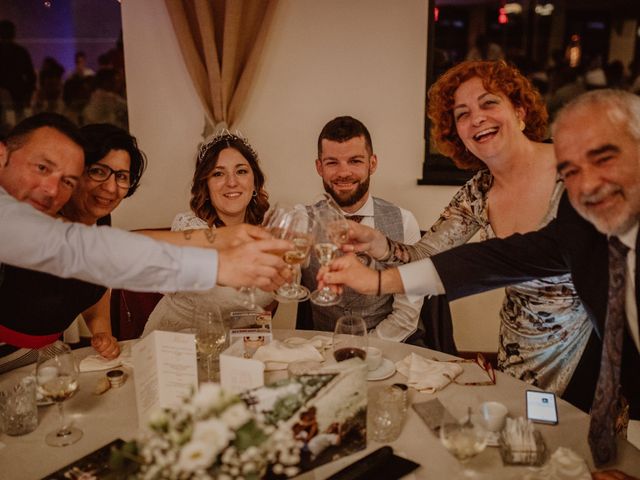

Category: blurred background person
[0, 20, 36, 122]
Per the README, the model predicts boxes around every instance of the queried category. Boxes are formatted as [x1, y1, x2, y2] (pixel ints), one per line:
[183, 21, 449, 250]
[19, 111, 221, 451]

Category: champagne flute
[332, 314, 368, 362]
[237, 204, 286, 310]
[194, 305, 227, 383]
[36, 341, 82, 447]
[310, 206, 349, 306]
[271, 206, 315, 302]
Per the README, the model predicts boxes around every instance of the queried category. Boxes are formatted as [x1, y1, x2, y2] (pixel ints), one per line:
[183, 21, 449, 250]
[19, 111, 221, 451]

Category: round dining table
[1, 330, 639, 479]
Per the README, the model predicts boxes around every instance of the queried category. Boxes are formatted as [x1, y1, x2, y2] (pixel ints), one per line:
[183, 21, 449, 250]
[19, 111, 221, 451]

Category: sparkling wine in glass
[194, 306, 227, 383]
[274, 207, 315, 302]
[36, 341, 82, 447]
[440, 410, 488, 463]
[310, 207, 349, 306]
[332, 314, 368, 362]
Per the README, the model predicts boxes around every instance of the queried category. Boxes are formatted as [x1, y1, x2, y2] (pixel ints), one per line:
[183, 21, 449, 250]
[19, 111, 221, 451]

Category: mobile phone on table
[526, 390, 558, 425]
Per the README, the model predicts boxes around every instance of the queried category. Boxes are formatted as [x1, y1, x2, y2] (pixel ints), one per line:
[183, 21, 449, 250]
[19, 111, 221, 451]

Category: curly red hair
[428, 60, 548, 170]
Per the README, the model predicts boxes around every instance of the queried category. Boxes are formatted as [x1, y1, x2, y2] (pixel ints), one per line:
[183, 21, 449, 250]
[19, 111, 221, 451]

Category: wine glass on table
[439, 407, 488, 474]
[332, 314, 368, 362]
[309, 206, 350, 306]
[36, 341, 82, 447]
[270, 206, 315, 302]
[194, 305, 227, 382]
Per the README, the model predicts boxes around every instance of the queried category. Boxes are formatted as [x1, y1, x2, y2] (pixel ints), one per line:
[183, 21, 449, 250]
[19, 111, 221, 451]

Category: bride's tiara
[197, 128, 258, 164]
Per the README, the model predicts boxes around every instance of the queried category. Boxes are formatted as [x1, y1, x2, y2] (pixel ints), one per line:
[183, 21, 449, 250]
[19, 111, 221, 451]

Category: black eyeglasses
[86, 163, 131, 188]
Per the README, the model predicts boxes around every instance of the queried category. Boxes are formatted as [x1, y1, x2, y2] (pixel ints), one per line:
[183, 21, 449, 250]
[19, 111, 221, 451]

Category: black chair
[405, 294, 458, 355]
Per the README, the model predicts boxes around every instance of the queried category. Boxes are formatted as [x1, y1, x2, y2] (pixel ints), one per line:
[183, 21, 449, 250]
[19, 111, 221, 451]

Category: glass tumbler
[0, 376, 38, 436]
[368, 384, 408, 442]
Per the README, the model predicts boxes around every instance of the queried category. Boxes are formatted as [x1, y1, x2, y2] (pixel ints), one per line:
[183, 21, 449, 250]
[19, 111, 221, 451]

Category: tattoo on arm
[183, 229, 194, 241]
[381, 238, 411, 264]
[204, 228, 216, 244]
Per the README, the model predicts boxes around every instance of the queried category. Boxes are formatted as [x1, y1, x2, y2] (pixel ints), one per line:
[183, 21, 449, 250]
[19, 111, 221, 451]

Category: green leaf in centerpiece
[234, 419, 269, 451]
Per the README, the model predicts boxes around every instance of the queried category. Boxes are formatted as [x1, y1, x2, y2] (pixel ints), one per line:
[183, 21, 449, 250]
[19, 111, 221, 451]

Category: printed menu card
[132, 330, 198, 428]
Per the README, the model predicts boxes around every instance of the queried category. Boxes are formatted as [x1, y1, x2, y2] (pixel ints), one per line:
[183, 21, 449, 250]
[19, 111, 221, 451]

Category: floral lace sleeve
[170, 212, 209, 232]
[382, 170, 491, 264]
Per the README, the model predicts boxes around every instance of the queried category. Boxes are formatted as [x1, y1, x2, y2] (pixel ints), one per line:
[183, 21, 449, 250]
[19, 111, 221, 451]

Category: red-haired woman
[352, 60, 591, 394]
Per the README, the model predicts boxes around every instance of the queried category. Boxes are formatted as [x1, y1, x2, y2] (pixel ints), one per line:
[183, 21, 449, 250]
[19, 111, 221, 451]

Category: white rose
[177, 440, 218, 473]
[220, 403, 251, 430]
[193, 383, 223, 411]
[192, 418, 233, 456]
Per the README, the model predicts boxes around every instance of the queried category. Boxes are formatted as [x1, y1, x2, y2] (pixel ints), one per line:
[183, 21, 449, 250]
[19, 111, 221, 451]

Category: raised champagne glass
[36, 341, 82, 447]
[270, 206, 315, 302]
[310, 206, 349, 306]
[237, 204, 286, 309]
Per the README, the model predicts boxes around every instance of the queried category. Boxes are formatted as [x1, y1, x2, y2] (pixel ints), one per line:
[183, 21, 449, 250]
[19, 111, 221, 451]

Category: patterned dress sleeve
[170, 212, 209, 232]
[384, 170, 490, 264]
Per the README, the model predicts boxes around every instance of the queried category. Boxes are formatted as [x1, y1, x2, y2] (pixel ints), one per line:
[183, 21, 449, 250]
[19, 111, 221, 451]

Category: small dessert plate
[367, 358, 396, 381]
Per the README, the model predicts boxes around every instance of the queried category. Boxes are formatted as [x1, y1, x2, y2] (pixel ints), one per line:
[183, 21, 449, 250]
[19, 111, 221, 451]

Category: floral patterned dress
[387, 169, 592, 394]
[142, 212, 273, 336]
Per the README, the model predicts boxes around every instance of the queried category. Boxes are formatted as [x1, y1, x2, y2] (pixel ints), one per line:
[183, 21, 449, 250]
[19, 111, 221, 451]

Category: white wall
[120, 0, 502, 352]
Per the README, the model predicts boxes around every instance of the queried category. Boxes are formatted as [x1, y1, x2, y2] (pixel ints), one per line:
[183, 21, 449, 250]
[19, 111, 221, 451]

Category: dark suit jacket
[431, 193, 640, 418]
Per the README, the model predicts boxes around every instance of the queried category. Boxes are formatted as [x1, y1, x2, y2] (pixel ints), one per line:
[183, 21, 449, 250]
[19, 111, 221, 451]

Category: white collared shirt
[0, 186, 217, 292]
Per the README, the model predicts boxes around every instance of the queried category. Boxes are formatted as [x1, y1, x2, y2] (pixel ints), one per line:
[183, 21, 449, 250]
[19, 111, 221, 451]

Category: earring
[519, 119, 526, 131]
[252, 190, 258, 198]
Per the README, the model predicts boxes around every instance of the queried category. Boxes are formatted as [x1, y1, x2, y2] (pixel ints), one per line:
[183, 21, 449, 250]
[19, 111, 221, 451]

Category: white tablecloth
[1, 330, 639, 479]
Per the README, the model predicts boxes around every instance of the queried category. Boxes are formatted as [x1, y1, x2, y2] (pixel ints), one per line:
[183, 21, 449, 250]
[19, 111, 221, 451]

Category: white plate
[367, 358, 396, 381]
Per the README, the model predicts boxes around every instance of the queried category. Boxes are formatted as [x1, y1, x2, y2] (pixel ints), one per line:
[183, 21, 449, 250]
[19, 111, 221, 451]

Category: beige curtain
[165, 0, 278, 129]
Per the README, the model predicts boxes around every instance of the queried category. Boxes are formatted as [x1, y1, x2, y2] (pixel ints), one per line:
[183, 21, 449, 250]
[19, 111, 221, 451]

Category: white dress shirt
[0, 187, 217, 292]
[397, 223, 640, 355]
[345, 195, 423, 342]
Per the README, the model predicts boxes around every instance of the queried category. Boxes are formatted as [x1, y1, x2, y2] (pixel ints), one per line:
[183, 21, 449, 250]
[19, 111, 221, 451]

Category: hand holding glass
[270, 206, 315, 302]
[310, 207, 349, 306]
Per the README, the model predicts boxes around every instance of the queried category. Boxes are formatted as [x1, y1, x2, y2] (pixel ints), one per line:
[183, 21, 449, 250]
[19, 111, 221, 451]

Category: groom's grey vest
[302, 197, 405, 331]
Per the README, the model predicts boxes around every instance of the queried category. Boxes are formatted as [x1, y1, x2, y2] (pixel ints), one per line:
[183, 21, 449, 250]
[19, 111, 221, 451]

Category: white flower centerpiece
[111, 383, 301, 479]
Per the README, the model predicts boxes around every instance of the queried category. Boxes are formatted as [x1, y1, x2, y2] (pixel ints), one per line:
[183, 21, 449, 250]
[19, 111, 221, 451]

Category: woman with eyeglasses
[60, 123, 147, 359]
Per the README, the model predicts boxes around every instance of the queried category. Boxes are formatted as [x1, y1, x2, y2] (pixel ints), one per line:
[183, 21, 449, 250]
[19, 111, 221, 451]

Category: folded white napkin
[252, 340, 324, 371]
[283, 335, 332, 351]
[395, 353, 463, 393]
[523, 447, 590, 480]
[79, 343, 132, 372]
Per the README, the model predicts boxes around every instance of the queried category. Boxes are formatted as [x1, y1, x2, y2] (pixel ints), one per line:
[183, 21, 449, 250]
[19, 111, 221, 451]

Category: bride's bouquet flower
[110, 383, 301, 479]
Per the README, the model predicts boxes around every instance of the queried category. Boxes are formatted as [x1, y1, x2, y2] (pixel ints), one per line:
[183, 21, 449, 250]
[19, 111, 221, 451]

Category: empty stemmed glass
[36, 341, 82, 447]
[310, 206, 350, 306]
[269, 206, 315, 302]
[194, 305, 227, 382]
